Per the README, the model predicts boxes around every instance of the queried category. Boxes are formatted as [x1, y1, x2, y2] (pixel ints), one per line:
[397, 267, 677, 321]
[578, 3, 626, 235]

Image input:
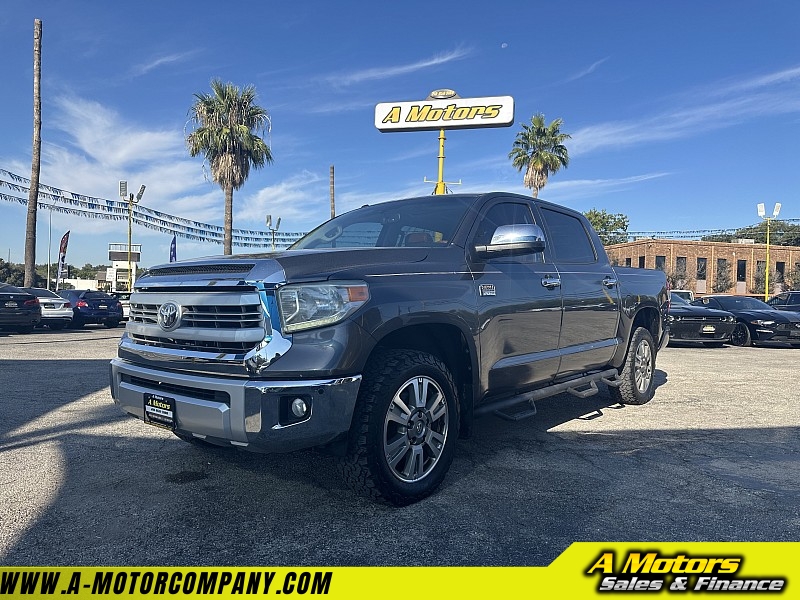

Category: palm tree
[186, 79, 273, 255]
[24, 19, 43, 287]
[508, 113, 570, 198]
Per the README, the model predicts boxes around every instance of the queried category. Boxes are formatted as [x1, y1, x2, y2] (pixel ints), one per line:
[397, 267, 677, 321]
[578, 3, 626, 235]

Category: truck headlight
[277, 282, 369, 333]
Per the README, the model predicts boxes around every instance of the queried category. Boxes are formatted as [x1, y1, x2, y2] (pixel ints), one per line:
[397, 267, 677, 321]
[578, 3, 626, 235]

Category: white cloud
[129, 51, 198, 78]
[570, 64, 800, 156]
[324, 46, 473, 87]
[561, 57, 610, 84]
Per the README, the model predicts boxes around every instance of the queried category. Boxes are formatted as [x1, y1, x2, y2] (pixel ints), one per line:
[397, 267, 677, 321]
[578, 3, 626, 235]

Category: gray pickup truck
[110, 192, 668, 505]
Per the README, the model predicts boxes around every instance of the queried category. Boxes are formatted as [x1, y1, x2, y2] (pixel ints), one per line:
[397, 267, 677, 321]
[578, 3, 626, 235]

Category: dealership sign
[375, 92, 514, 132]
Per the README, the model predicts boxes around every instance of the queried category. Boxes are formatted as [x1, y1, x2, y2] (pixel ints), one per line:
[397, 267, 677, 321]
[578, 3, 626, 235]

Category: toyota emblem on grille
[157, 301, 182, 331]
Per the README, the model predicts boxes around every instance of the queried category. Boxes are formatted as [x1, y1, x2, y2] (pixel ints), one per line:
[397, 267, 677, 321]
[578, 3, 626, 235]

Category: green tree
[186, 79, 273, 255]
[666, 265, 694, 291]
[508, 113, 570, 198]
[713, 260, 733, 293]
[785, 265, 800, 291]
[1, 259, 45, 288]
[750, 264, 782, 296]
[584, 208, 630, 245]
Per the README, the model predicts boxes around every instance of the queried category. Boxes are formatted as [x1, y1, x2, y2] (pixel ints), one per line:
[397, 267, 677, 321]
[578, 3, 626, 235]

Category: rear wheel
[15, 325, 34, 334]
[610, 327, 656, 405]
[70, 316, 85, 329]
[340, 349, 459, 506]
[104, 319, 121, 328]
[729, 323, 752, 347]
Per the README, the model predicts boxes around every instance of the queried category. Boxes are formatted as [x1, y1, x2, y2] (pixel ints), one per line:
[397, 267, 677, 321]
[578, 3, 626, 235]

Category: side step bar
[475, 368, 621, 421]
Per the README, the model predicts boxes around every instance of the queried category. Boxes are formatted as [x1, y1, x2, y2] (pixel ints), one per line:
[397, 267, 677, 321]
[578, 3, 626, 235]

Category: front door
[469, 198, 563, 397]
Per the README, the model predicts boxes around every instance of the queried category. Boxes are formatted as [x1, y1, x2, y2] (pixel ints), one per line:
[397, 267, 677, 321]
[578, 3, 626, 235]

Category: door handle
[541, 276, 561, 289]
[602, 276, 618, 288]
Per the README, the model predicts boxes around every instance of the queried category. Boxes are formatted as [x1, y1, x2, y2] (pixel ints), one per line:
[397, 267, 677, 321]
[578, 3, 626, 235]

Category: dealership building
[605, 239, 800, 296]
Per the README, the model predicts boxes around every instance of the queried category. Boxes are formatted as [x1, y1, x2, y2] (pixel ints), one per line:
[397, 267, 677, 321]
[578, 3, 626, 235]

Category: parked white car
[21, 287, 73, 330]
[113, 292, 131, 320]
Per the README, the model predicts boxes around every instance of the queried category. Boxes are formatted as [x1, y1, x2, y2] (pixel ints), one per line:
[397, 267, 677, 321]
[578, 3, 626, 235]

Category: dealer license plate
[98, 304, 107, 309]
[702, 325, 716, 333]
[143, 393, 176, 430]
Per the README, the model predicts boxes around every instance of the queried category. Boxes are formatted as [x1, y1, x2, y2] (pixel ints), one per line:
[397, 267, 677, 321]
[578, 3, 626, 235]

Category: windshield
[713, 296, 772, 311]
[24, 288, 60, 298]
[670, 293, 689, 305]
[291, 196, 475, 250]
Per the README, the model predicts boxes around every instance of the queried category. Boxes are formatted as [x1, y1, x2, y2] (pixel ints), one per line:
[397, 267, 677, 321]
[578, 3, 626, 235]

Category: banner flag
[55, 230, 70, 291]
[169, 233, 177, 262]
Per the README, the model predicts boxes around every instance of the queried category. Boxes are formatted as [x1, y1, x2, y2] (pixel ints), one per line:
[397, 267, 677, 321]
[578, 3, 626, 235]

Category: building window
[777, 262, 786, 282]
[737, 259, 747, 282]
[676, 256, 687, 272]
[655, 255, 666, 271]
[697, 257, 707, 280]
[756, 260, 766, 276]
[625, 257, 631, 267]
[638, 256, 645, 269]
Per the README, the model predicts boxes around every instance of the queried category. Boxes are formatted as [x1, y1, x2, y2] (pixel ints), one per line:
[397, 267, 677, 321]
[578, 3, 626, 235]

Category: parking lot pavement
[1, 328, 798, 566]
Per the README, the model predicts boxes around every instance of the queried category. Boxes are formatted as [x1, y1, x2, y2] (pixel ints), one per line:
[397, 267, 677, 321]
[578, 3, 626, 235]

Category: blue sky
[1, 1, 799, 268]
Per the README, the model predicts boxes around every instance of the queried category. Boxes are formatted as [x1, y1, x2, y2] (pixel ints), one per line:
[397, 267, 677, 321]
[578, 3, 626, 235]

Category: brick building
[605, 239, 800, 296]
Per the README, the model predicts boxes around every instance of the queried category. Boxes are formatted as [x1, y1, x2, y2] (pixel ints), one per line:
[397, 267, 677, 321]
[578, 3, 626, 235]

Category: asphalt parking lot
[1, 328, 798, 566]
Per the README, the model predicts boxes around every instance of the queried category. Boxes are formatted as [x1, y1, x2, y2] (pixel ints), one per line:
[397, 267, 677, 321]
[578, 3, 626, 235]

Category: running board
[475, 368, 621, 420]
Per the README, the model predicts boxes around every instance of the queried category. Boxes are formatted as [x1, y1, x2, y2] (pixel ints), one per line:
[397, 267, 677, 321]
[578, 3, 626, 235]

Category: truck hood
[138, 248, 429, 288]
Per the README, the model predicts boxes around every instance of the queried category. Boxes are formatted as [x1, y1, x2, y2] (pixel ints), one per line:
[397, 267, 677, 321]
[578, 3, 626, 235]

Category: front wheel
[340, 349, 459, 506]
[729, 323, 752, 347]
[609, 326, 656, 405]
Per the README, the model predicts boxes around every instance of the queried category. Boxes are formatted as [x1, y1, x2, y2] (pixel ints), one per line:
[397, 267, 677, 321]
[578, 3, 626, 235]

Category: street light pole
[266, 214, 281, 251]
[121, 181, 146, 292]
[757, 202, 781, 301]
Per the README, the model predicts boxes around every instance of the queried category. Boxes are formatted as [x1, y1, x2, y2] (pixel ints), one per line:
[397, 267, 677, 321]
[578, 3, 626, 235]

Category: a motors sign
[375, 95, 514, 132]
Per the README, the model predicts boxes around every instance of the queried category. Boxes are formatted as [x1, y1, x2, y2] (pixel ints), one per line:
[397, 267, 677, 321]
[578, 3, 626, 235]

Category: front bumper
[669, 322, 736, 342]
[110, 358, 361, 453]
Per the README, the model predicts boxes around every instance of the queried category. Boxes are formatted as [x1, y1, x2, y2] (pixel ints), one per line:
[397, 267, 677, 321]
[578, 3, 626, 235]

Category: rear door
[535, 204, 621, 377]
[468, 196, 563, 396]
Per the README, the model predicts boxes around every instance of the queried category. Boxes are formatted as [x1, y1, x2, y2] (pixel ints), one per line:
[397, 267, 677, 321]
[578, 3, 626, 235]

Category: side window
[539, 207, 597, 263]
[473, 202, 535, 246]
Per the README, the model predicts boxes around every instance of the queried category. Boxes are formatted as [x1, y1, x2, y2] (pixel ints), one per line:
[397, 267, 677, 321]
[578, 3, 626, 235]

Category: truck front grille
[128, 333, 255, 355]
[130, 303, 263, 329]
[124, 289, 268, 356]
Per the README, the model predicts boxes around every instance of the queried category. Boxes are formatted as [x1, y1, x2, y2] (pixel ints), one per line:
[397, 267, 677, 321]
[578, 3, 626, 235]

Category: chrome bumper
[110, 358, 361, 453]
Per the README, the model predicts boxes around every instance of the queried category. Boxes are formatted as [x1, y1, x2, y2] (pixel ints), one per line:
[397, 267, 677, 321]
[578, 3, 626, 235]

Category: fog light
[291, 398, 308, 418]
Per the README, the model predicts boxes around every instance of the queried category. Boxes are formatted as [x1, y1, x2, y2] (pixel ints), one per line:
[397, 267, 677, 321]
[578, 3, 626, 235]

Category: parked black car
[668, 292, 736, 346]
[766, 291, 800, 314]
[692, 294, 800, 347]
[57, 289, 123, 328]
[0, 282, 41, 333]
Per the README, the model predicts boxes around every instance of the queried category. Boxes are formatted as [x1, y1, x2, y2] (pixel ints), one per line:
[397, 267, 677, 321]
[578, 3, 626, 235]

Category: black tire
[609, 326, 656, 406]
[702, 342, 726, 348]
[15, 325, 34, 334]
[340, 349, 459, 506]
[104, 319, 121, 329]
[49, 321, 67, 330]
[70, 317, 85, 329]
[729, 322, 752, 347]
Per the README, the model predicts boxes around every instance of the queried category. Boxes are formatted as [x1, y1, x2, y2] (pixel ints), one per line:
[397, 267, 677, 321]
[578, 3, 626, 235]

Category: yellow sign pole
[435, 129, 447, 195]
[764, 217, 771, 302]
